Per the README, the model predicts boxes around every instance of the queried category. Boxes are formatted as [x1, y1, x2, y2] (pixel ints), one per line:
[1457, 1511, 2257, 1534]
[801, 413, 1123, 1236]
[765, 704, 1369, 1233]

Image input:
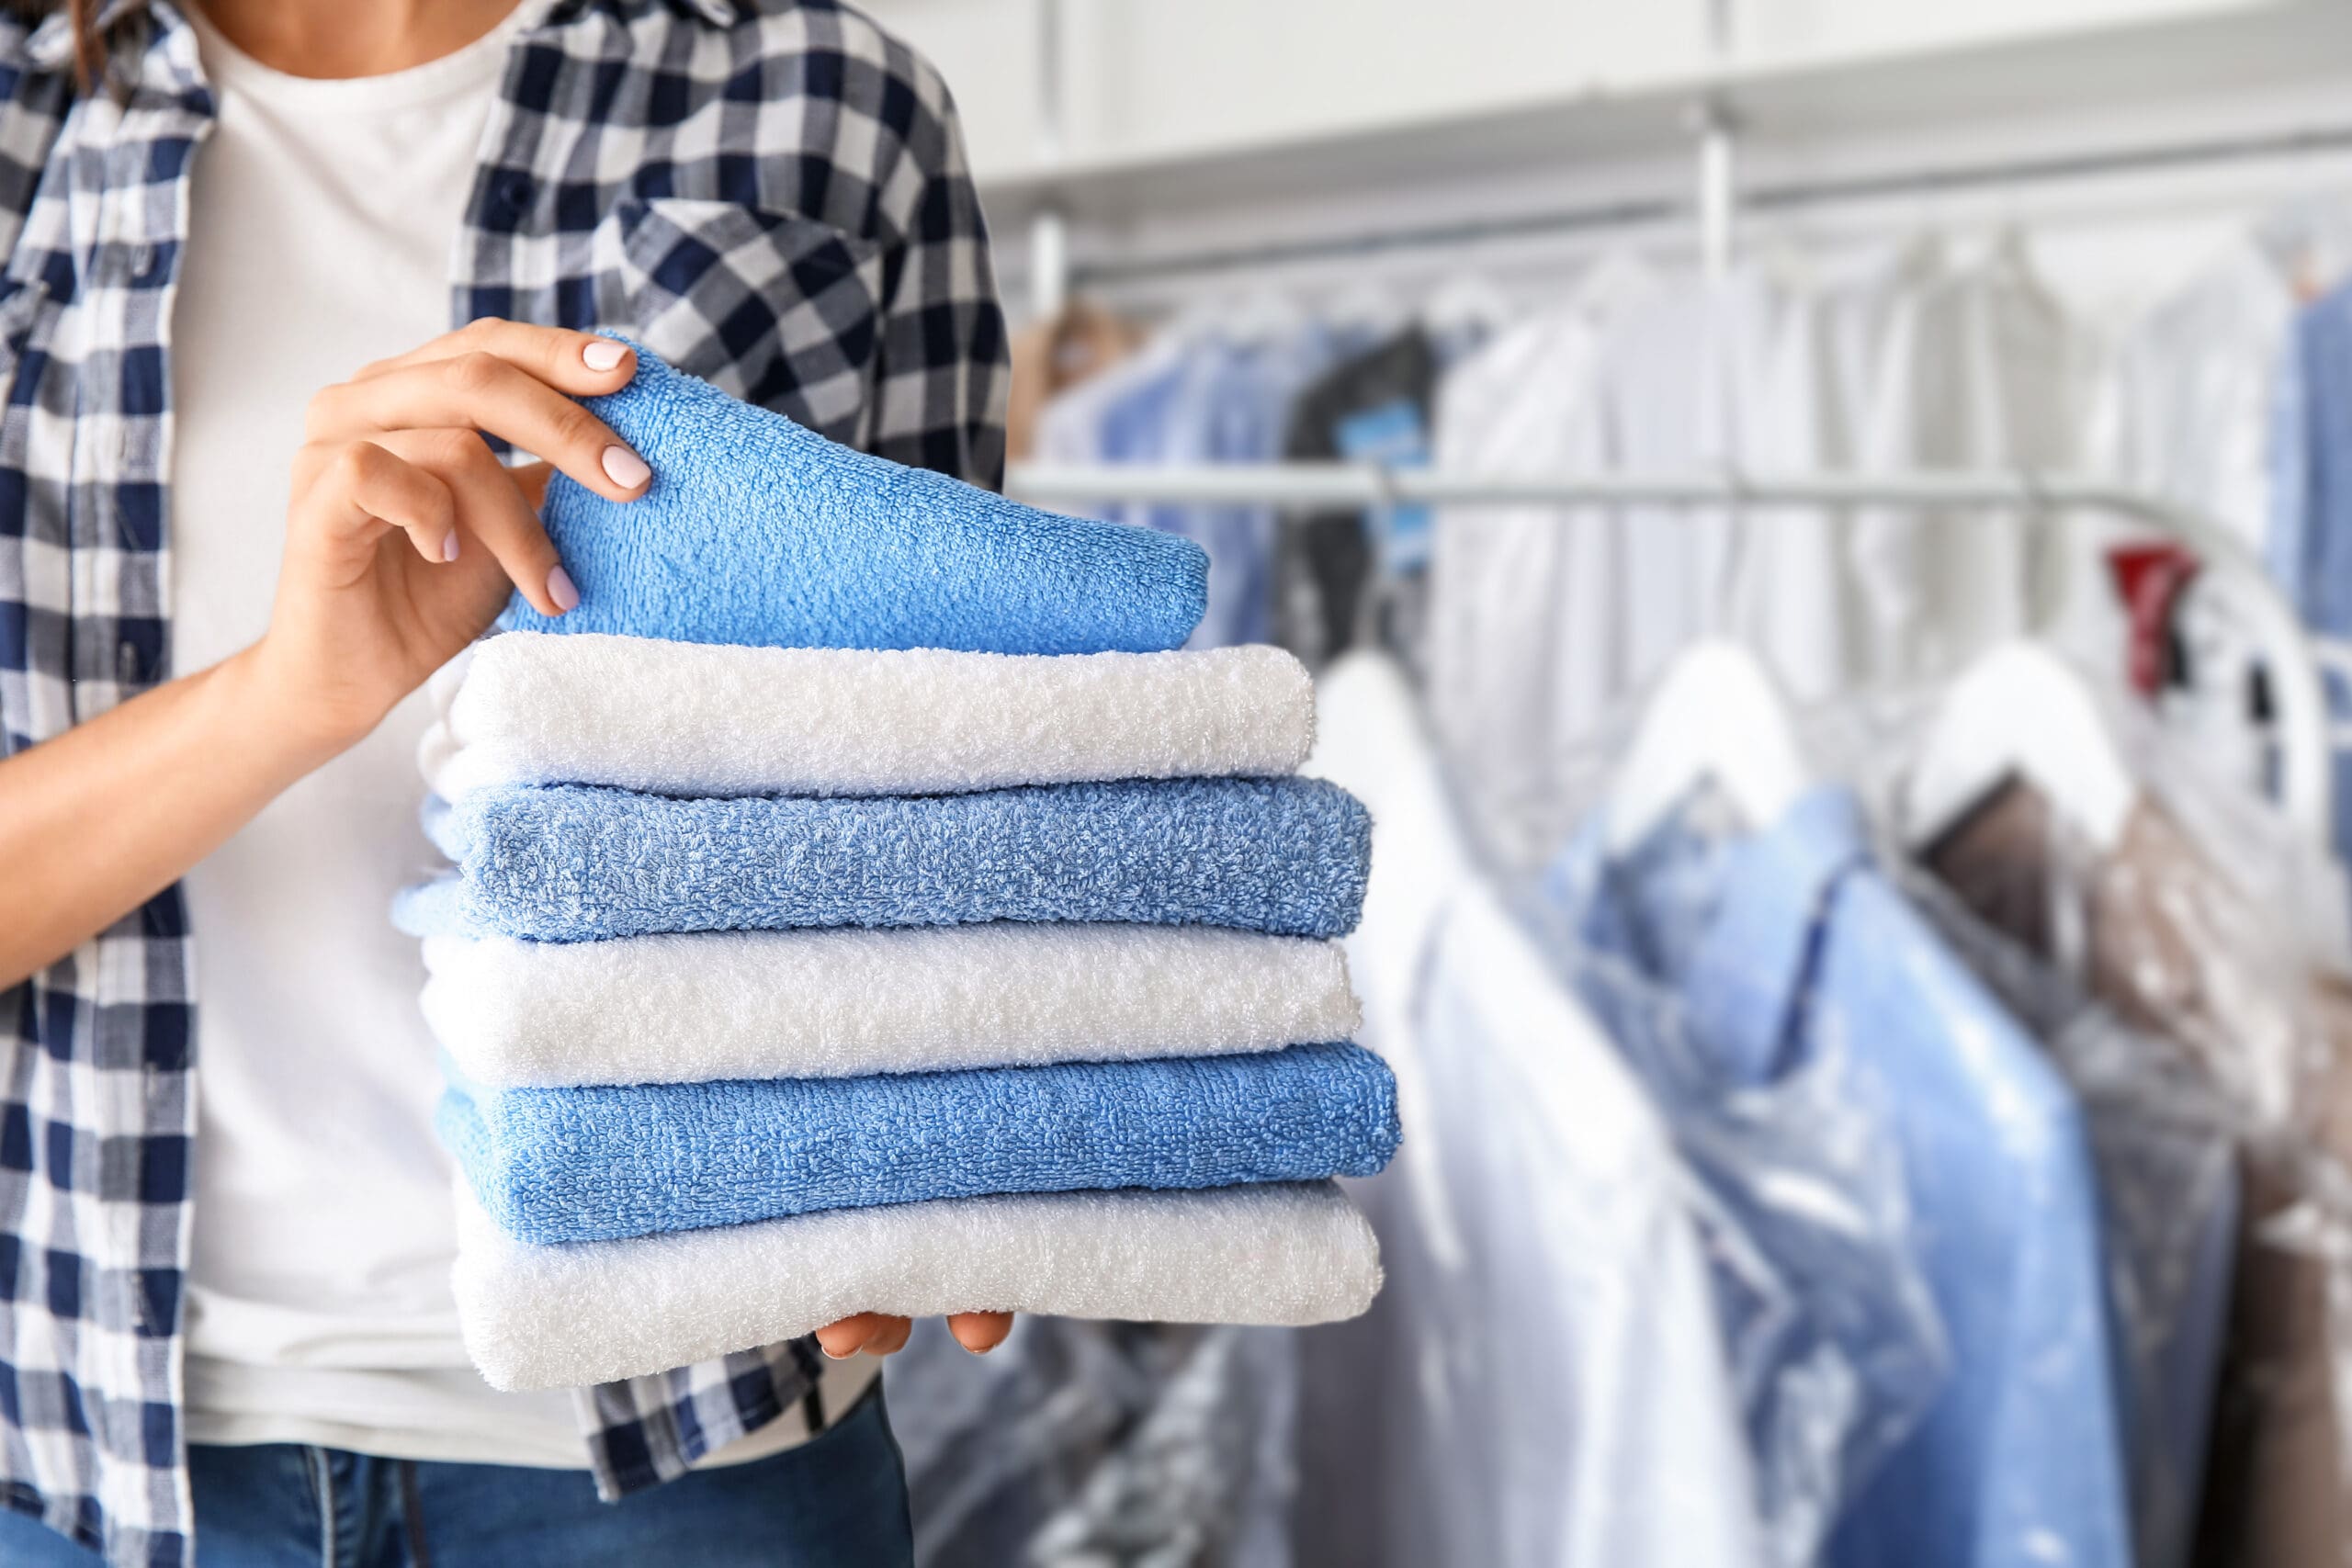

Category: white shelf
[975, 1, 2352, 231]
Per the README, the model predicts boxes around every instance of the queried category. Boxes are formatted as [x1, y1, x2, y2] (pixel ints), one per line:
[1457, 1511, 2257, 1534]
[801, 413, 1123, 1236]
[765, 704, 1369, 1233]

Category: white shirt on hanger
[1300, 653, 1764, 1568]
[1427, 275, 1634, 869]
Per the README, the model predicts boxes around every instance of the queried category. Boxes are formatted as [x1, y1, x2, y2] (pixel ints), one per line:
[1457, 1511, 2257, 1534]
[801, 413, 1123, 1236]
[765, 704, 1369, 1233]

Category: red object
[2106, 542, 2201, 696]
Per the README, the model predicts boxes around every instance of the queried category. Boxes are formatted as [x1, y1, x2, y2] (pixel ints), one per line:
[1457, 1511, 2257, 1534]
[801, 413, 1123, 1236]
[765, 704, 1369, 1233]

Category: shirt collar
[1553, 784, 1871, 1085]
[1684, 786, 1871, 1081]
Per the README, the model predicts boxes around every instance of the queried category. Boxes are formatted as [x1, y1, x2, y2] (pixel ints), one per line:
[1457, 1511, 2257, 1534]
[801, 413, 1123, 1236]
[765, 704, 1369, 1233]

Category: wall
[859, 0, 2290, 183]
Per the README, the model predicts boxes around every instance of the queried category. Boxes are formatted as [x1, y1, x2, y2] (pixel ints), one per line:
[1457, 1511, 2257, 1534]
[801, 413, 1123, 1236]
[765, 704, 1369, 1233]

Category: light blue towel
[503, 341, 1208, 654]
[395, 776, 1371, 942]
[439, 1042, 1401, 1244]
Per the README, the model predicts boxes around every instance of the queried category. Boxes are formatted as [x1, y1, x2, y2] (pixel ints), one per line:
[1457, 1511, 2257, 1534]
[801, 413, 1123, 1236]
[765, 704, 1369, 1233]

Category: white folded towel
[422, 923, 1360, 1087]
[420, 632, 1315, 800]
[455, 1181, 1384, 1391]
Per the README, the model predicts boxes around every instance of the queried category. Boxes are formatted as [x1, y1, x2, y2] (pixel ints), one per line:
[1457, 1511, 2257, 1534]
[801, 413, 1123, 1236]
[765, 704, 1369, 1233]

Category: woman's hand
[815, 1311, 1014, 1359]
[243, 319, 651, 757]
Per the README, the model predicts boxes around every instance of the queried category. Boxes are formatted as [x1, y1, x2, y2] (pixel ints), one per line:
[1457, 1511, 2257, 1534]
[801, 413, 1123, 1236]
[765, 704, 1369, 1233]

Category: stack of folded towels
[394, 344, 1396, 1393]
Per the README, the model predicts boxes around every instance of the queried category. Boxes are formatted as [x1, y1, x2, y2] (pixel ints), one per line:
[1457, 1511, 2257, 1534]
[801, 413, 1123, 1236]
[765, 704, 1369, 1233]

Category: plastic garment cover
[1812, 665, 2352, 1568]
[1296, 654, 1766, 1568]
[1533, 782, 2132, 1568]
[1895, 763, 2352, 1568]
[1897, 863, 2242, 1568]
[1526, 790, 1950, 1568]
[888, 1315, 1297, 1568]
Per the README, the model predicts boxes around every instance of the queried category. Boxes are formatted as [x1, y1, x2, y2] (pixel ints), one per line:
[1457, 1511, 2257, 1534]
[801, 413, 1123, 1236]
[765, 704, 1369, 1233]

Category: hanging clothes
[1148, 322, 1337, 648]
[1535, 786, 2132, 1568]
[1530, 791, 1950, 1568]
[2269, 273, 2352, 629]
[1426, 260, 1648, 870]
[1007, 299, 1145, 462]
[1297, 654, 1765, 1568]
[1276, 328, 1439, 664]
[2092, 235, 2298, 556]
[1922, 779, 2352, 1568]
[1894, 858, 2240, 1568]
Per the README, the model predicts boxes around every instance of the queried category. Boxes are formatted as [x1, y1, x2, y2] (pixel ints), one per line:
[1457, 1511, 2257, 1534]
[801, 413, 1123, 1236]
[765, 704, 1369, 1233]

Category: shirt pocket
[598, 197, 887, 445]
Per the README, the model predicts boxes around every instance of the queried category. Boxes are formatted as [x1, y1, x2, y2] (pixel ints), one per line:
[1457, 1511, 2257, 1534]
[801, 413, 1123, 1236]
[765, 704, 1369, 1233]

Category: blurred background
[852, 3, 2352, 1564]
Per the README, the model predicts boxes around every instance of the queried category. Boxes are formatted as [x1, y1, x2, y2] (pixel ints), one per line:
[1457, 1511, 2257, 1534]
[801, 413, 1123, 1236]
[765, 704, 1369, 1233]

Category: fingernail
[601, 445, 650, 491]
[441, 531, 459, 563]
[582, 339, 628, 372]
[548, 565, 580, 613]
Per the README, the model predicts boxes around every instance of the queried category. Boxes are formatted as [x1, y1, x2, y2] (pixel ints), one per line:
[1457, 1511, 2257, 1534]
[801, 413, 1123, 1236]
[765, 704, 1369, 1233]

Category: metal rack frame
[1006, 460, 2336, 841]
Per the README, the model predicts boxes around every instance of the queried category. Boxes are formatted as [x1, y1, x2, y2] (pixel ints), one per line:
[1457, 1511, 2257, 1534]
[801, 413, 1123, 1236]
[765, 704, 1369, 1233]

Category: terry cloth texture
[420, 924, 1361, 1088]
[395, 776, 1372, 942]
[439, 1041, 1400, 1244]
[421, 634, 1315, 801]
[503, 342, 1208, 654]
[453, 1180, 1385, 1392]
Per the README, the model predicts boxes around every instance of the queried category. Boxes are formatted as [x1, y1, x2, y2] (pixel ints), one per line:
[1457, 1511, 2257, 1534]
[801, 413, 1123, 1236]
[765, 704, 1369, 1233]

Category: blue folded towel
[439, 1042, 1401, 1244]
[395, 776, 1371, 942]
[504, 341, 1208, 654]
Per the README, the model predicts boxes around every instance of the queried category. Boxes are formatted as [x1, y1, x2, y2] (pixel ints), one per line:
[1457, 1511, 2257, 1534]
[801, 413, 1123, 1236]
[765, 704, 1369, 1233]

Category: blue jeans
[0, 1381, 912, 1567]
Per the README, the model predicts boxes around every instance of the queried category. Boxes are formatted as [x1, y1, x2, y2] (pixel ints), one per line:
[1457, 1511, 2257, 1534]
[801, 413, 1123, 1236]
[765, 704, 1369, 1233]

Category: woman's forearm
[0, 647, 337, 987]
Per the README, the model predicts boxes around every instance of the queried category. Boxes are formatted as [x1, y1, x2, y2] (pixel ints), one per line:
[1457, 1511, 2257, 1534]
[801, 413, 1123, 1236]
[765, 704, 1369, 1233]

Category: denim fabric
[0, 1381, 911, 1568]
[1543, 787, 2132, 1568]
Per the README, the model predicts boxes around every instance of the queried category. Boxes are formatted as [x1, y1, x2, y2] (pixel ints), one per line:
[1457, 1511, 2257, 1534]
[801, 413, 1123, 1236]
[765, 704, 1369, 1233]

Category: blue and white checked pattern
[0, 1, 1007, 1562]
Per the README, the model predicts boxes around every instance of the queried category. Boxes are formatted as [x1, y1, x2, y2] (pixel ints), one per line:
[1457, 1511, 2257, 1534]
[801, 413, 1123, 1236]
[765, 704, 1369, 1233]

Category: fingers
[311, 344, 649, 506]
[812, 1313, 1001, 1359]
[293, 440, 458, 575]
[356, 318, 637, 398]
[374, 429, 571, 617]
[815, 1314, 896, 1359]
[862, 1316, 913, 1358]
[949, 1312, 1014, 1355]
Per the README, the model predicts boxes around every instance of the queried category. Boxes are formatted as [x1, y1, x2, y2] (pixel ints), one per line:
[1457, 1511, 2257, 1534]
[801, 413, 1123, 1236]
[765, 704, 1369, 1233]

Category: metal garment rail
[1005, 461, 2336, 842]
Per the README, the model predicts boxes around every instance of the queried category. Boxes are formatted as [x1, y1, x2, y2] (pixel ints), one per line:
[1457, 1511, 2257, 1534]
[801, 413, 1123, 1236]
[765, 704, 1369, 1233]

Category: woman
[0, 0, 1014, 1562]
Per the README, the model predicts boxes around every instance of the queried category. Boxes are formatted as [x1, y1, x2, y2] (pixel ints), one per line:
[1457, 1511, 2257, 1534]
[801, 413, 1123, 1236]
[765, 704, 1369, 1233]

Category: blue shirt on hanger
[2267, 279, 2352, 884]
[1540, 786, 2132, 1568]
[1533, 794, 1949, 1565]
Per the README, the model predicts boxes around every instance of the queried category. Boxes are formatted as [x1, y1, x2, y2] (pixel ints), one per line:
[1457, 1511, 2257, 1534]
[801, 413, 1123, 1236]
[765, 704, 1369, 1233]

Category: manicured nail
[442, 531, 459, 563]
[582, 339, 628, 372]
[548, 565, 580, 613]
[601, 445, 650, 491]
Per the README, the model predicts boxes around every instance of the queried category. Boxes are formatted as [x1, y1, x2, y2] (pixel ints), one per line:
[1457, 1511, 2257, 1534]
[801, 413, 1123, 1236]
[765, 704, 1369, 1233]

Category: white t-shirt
[169, 5, 869, 1464]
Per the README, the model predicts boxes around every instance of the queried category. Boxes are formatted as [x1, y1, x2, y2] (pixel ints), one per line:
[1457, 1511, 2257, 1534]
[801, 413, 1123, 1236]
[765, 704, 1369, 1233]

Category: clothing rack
[1058, 118, 2352, 291]
[1004, 460, 2336, 842]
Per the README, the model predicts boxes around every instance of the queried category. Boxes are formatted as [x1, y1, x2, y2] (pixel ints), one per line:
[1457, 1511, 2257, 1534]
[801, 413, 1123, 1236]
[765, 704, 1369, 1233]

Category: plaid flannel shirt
[0, 1, 1009, 1561]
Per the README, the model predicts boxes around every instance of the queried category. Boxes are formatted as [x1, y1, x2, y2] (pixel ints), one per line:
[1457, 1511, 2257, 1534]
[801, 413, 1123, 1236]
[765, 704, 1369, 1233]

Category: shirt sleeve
[864, 62, 1011, 491]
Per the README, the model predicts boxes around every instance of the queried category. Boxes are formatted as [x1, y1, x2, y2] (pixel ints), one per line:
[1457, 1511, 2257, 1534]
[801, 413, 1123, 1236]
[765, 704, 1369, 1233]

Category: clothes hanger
[1606, 639, 1808, 855]
[1902, 640, 2138, 854]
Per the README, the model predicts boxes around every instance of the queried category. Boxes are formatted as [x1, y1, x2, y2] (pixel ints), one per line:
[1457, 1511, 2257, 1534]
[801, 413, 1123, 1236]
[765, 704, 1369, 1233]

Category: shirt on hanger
[1277, 329, 1439, 664]
[2093, 236, 2297, 556]
[1296, 654, 1765, 1568]
[1005, 300, 1144, 462]
[1149, 327, 1336, 648]
[1538, 786, 2132, 1568]
[1924, 780, 2352, 1568]
[1533, 792, 1950, 1568]
[1897, 852, 2240, 1568]
[1427, 299, 1626, 869]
